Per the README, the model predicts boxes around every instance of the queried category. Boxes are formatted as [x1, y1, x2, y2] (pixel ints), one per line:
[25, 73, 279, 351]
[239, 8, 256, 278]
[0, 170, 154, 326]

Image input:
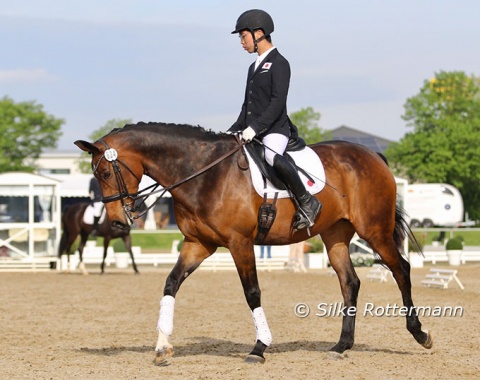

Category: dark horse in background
[58, 202, 139, 274]
[75, 122, 432, 365]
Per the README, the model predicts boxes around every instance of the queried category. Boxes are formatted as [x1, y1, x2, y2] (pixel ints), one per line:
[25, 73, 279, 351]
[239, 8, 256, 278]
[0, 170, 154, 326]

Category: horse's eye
[102, 172, 112, 180]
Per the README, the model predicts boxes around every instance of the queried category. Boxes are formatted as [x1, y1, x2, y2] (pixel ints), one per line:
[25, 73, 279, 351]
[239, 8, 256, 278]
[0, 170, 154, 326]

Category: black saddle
[245, 137, 307, 190]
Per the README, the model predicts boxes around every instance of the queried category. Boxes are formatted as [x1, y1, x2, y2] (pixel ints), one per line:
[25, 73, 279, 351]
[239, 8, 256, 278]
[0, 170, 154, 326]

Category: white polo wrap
[157, 295, 175, 336]
[252, 307, 272, 346]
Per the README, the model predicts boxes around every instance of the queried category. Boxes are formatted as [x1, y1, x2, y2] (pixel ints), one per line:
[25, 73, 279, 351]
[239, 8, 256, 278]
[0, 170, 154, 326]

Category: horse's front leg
[231, 244, 272, 364]
[77, 232, 89, 275]
[154, 239, 215, 366]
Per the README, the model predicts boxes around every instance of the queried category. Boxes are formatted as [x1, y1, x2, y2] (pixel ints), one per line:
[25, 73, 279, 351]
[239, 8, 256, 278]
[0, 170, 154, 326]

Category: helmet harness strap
[251, 30, 266, 53]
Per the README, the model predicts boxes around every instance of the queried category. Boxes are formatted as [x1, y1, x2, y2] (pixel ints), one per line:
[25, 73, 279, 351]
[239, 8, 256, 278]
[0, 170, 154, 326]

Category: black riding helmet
[232, 9, 274, 52]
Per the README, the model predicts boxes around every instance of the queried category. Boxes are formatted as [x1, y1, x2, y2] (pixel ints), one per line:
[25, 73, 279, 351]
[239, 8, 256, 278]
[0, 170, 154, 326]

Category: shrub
[305, 236, 324, 253]
[446, 237, 463, 250]
[350, 253, 375, 267]
[112, 239, 127, 252]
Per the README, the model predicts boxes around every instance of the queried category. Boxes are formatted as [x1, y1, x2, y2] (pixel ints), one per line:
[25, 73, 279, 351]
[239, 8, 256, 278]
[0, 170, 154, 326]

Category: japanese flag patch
[262, 62, 272, 70]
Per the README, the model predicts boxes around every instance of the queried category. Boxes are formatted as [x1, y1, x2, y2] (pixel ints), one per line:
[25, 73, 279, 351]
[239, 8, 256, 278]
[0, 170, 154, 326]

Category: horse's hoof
[154, 347, 174, 366]
[244, 354, 265, 364]
[327, 351, 348, 360]
[422, 330, 434, 349]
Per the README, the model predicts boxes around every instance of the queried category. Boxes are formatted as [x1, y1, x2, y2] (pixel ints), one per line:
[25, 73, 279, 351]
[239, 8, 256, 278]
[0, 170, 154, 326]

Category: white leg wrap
[157, 295, 175, 336]
[252, 307, 272, 346]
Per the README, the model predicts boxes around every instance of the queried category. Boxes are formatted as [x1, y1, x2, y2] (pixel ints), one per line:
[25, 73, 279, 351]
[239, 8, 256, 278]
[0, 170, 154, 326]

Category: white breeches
[92, 202, 103, 218]
[262, 133, 288, 166]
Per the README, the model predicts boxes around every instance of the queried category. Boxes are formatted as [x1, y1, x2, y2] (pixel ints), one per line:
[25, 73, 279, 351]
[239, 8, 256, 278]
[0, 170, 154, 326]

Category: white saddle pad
[83, 204, 107, 225]
[244, 146, 326, 199]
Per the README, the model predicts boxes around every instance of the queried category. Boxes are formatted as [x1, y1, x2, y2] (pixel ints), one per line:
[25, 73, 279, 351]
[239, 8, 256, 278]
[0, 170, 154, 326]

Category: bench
[421, 268, 464, 290]
[366, 264, 391, 282]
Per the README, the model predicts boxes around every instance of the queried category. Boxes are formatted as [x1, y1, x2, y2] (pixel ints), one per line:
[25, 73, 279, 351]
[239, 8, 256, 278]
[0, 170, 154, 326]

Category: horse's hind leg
[154, 239, 216, 366]
[59, 229, 78, 273]
[322, 221, 359, 355]
[368, 236, 432, 349]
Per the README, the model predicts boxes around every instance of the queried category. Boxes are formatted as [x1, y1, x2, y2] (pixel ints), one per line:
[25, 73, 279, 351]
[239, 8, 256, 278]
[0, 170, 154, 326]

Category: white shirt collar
[254, 46, 276, 70]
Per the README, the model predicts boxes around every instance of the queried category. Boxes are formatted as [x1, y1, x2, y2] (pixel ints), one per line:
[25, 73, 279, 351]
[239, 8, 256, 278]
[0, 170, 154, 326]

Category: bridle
[92, 136, 245, 224]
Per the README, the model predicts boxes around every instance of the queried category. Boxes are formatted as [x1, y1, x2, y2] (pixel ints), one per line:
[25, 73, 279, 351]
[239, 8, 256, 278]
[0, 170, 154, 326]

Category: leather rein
[92, 136, 245, 223]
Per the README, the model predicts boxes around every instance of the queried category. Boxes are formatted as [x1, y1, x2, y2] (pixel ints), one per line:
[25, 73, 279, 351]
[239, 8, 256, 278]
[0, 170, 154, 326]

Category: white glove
[242, 126, 256, 142]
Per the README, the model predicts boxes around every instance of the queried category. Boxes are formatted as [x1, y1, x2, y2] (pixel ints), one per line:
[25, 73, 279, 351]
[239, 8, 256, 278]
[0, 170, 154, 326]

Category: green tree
[0, 96, 64, 172]
[385, 71, 480, 219]
[77, 118, 132, 173]
[289, 106, 330, 144]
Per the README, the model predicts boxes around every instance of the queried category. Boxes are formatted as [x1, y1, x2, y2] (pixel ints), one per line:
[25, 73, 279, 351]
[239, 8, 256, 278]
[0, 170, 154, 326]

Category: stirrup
[293, 211, 314, 230]
[293, 201, 322, 231]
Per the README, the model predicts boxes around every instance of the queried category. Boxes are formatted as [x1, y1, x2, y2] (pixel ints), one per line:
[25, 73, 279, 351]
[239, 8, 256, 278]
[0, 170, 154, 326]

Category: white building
[35, 150, 84, 175]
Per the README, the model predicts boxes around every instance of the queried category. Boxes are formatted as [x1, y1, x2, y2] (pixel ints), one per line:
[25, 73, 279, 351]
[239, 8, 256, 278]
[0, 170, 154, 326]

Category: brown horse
[58, 202, 139, 274]
[75, 122, 432, 365]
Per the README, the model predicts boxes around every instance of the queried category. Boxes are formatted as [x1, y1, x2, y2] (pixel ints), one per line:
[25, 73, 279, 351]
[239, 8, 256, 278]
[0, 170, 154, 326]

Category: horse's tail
[376, 152, 422, 257]
[394, 203, 423, 257]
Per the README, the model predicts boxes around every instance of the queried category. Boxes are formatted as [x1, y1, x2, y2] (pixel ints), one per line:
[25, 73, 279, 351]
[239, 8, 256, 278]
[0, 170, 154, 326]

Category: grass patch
[130, 231, 184, 252]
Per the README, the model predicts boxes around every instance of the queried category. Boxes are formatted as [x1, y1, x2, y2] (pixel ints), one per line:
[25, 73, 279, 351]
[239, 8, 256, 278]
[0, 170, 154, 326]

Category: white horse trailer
[405, 183, 464, 228]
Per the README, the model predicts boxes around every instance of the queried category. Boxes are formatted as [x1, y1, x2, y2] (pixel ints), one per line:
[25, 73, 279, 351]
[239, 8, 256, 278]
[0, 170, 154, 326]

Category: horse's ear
[74, 140, 100, 154]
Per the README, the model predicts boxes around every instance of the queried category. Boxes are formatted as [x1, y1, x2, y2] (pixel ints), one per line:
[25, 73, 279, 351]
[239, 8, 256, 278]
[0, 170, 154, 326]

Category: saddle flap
[245, 143, 286, 190]
[244, 143, 326, 200]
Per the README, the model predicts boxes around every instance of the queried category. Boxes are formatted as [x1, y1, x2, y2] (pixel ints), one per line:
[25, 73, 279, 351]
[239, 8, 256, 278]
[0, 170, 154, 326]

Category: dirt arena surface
[1, 264, 479, 379]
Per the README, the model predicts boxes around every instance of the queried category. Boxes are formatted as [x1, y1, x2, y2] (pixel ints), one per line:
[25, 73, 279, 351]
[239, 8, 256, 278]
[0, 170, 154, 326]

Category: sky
[1, 0, 479, 151]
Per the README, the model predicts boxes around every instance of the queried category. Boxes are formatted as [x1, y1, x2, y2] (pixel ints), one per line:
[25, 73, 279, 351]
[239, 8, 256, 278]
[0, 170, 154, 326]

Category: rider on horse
[228, 9, 322, 230]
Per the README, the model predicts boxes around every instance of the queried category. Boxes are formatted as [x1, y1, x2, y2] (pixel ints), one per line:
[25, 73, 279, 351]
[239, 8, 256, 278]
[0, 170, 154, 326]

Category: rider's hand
[242, 126, 256, 142]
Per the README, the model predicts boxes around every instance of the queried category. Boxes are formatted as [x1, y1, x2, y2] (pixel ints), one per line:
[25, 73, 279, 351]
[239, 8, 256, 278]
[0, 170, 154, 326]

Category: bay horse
[75, 122, 432, 365]
[58, 202, 139, 274]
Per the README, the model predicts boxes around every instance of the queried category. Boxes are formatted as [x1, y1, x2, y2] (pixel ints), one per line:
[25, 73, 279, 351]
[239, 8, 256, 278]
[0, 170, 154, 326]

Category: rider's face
[239, 31, 256, 53]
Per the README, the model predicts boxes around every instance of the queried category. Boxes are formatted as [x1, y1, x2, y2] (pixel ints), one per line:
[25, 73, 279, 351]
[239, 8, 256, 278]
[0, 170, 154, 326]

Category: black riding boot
[91, 216, 100, 237]
[273, 154, 322, 230]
